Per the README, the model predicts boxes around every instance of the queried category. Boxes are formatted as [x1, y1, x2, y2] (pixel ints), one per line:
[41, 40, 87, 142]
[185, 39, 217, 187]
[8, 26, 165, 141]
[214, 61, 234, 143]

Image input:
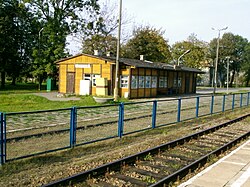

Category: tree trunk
[1, 71, 5, 89]
[229, 70, 235, 87]
[38, 75, 43, 91]
[11, 76, 16, 85]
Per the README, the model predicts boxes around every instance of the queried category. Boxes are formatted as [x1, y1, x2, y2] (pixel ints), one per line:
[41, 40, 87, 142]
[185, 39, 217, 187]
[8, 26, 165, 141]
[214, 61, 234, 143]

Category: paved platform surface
[33, 92, 80, 101]
[179, 138, 250, 187]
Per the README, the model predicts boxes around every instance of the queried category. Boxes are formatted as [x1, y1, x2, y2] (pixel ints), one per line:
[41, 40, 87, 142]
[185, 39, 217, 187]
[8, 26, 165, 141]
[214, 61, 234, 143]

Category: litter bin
[46, 78, 54, 92]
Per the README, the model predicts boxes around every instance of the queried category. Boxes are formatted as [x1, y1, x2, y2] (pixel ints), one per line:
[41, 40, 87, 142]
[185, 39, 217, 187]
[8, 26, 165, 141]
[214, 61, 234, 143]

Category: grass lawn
[0, 82, 128, 113]
[0, 94, 100, 112]
[0, 82, 47, 94]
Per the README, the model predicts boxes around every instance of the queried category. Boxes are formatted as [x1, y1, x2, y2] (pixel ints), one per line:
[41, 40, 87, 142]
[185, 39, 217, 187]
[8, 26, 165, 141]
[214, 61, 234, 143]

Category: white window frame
[178, 77, 182, 87]
[159, 76, 165, 88]
[164, 77, 168, 88]
[120, 75, 129, 88]
[145, 76, 151, 88]
[131, 75, 138, 89]
[92, 74, 101, 87]
[139, 76, 145, 88]
[152, 76, 157, 88]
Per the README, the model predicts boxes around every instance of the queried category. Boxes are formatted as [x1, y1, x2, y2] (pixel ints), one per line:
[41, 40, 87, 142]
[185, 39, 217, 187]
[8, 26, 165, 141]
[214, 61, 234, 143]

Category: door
[66, 72, 75, 93]
[185, 73, 190, 93]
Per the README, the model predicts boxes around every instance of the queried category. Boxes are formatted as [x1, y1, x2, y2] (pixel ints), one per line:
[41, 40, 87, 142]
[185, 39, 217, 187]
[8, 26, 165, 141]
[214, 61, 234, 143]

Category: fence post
[222, 95, 226, 112]
[196, 96, 199, 118]
[70, 107, 77, 148]
[0, 113, 6, 165]
[248, 92, 250, 106]
[118, 103, 124, 138]
[177, 98, 181, 122]
[240, 93, 243, 108]
[232, 94, 235, 111]
[210, 95, 214, 114]
[152, 100, 157, 129]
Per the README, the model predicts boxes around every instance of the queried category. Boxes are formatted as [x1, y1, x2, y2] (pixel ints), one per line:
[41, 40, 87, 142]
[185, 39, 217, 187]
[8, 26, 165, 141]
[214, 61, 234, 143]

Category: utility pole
[212, 26, 228, 95]
[226, 56, 230, 94]
[114, 0, 122, 101]
[38, 27, 44, 91]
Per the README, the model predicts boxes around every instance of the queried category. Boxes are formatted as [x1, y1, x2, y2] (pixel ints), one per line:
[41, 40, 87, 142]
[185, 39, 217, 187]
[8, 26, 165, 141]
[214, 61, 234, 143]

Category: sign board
[75, 64, 91, 68]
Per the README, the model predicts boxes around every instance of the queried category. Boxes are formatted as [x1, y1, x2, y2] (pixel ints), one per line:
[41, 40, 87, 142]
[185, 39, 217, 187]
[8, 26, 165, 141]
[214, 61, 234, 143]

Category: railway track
[42, 113, 250, 187]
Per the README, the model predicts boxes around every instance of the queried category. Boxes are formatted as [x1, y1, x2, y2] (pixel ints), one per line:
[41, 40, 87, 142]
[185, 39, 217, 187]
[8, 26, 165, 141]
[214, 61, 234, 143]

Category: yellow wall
[58, 54, 198, 97]
[59, 65, 67, 93]
[58, 55, 113, 94]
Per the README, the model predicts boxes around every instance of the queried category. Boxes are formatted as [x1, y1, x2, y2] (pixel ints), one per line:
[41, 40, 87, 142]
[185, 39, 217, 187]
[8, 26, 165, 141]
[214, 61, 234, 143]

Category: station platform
[179, 139, 250, 187]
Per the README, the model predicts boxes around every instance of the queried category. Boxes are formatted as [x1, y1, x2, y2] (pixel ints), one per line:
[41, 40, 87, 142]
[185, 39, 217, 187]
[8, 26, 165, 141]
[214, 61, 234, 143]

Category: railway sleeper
[181, 144, 211, 154]
[198, 139, 225, 146]
[138, 161, 175, 174]
[192, 142, 216, 150]
[162, 153, 194, 163]
[213, 132, 238, 138]
[125, 167, 166, 180]
[199, 137, 228, 145]
[111, 173, 148, 186]
[90, 181, 116, 187]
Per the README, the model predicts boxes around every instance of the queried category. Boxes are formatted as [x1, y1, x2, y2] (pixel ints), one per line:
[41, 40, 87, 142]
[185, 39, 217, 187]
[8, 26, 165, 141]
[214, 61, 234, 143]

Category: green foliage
[242, 42, 250, 86]
[209, 32, 248, 87]
[171, 34, 208, 68]
[0, 0, 36, 87]
[82, 34, 117, 55]
[25, 0, 101, 88]
[122, 26, 172, 62]
[81, 1, 127, 56]
[0, 94, 98, 112]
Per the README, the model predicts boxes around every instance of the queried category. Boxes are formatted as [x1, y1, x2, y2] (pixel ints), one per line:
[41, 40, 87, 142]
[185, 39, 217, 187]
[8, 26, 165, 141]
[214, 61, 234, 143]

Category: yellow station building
[56, 53, 203, 99]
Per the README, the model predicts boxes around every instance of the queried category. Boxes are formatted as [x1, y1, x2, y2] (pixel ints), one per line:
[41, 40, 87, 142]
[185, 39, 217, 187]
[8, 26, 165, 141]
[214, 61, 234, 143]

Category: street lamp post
[38, 27, 44, 91]
[114, 0, 122, 101]
[212, 26, 228, 94]
[177, 49, 191, 66]
[226, 56, 230, 94]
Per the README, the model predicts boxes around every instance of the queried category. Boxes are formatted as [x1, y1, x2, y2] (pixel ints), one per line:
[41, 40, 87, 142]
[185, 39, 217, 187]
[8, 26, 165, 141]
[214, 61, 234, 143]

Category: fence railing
[1, 92, 250, 165]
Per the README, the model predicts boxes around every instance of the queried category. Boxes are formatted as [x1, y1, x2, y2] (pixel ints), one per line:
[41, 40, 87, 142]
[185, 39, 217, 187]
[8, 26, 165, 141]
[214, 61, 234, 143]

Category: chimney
[106, 51, 111, 57]
[94, 50, 99, 56]
[140, 55, 144, 61]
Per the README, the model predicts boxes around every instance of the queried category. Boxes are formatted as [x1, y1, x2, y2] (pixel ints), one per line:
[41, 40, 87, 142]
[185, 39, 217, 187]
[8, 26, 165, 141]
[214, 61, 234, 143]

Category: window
[159, 77, 165, 88]
[83, 74, 101, 87]
[173, 79, 177, 87]
[120, 75, 129, 88]
[178, 77, 182, 87]
[164, 77, 168, 88]
[131, 76, 138, 89]
[139, 76, 145, 88]
[84, 74, 91, 81]
[145, 76, 151, 88]
[152, 76, 157, 88]
[92, 74, 101, 86]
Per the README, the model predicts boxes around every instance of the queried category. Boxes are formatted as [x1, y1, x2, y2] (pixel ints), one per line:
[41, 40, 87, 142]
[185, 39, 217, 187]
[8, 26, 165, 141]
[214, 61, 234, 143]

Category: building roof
[56, 53, 204, 74]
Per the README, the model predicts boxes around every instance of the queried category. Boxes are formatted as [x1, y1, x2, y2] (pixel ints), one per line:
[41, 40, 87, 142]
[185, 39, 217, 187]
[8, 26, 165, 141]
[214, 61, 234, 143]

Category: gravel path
[33, 92, 80, 101]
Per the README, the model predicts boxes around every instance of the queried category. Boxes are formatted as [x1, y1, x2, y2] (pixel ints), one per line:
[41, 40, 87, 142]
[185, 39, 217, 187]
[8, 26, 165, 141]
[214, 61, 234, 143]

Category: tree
[0, 0, 17, 88]
[81, 0, 131, 56]
[242, 42, 250, 86]
[25, 0, 100, 89]
[171, 34, 208, 68]
[0, 0, 35, 87]
[122, 26, 172, 62]
[209, 33, 248, 87]
[82, 34, 117, 55]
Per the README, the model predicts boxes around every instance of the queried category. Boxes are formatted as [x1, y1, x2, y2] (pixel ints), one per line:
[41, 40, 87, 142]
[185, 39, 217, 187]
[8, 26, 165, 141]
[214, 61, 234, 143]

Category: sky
[67, 0, 250, 54]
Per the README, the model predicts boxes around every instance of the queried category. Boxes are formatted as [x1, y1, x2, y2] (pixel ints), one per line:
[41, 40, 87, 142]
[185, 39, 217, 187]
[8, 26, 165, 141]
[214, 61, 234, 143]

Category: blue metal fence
[1, 92, 250, 165]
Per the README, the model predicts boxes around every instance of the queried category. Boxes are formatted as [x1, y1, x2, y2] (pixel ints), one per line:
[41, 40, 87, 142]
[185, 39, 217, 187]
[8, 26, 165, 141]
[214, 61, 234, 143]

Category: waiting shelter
[56, 53, 203, 99]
